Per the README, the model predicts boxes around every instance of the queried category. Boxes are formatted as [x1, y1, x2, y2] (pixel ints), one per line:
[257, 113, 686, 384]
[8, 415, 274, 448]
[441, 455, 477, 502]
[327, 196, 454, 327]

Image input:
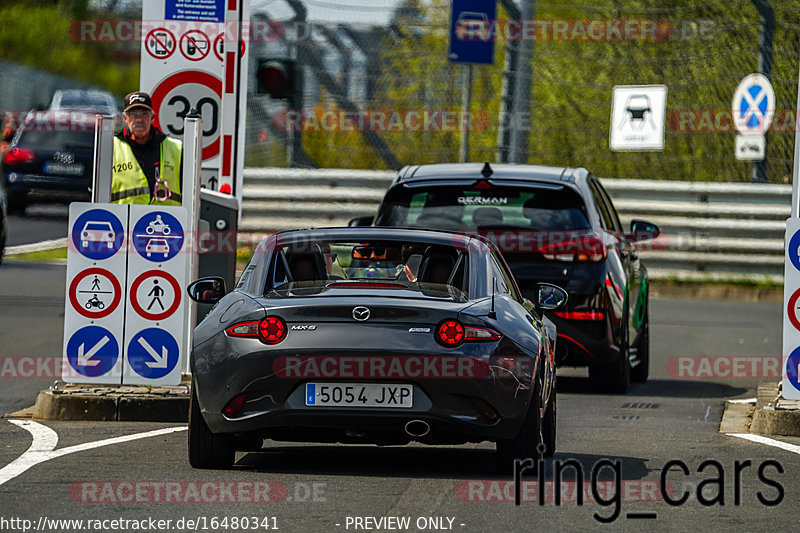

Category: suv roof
[395, 163, 590, 185]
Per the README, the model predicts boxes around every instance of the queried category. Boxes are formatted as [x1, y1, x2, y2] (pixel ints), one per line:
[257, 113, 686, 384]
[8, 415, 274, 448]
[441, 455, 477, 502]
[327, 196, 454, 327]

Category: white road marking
[0, 420, 186, 487]
[727, 433, 800, 455]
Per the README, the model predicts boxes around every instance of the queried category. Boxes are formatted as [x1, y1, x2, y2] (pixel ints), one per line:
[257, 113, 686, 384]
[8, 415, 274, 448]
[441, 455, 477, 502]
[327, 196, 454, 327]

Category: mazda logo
[352, 306, 371, 321]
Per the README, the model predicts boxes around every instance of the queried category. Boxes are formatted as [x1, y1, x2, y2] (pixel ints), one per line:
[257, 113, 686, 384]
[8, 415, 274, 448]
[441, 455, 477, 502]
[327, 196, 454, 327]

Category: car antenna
[481, 161, 493, 178]
[488, 277, 497, 319]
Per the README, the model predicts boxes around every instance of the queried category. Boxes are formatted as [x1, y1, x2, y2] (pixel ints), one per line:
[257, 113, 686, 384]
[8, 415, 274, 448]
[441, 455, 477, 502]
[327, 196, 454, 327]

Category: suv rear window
[375, 185, 590, 231]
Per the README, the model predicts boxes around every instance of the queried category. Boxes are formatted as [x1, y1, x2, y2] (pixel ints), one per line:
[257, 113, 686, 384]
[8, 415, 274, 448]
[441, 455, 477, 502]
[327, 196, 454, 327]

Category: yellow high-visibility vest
[111, 136, 182, 205]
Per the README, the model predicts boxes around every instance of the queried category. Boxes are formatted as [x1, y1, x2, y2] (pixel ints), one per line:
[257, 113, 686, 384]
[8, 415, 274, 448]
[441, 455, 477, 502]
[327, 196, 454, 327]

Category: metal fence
[238, 167, 789, 283]
[243, 0, 800, 184]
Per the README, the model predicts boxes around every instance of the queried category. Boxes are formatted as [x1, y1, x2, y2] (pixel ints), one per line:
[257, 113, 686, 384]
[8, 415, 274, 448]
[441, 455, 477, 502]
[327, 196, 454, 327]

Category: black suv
[1, 111, 95, 213]
[358, 162, 659, 393]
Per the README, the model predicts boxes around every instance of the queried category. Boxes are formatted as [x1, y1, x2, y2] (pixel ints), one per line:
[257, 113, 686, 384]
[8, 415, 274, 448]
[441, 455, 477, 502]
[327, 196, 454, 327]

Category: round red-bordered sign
[788, 288, 800, 332]
[129, 270, 182, 321]
[69, 267, 122, 319]
[145, 28, 176, 60]
[213, 33, 245, 62]
[180, 30, 211, 62]
[150, 70, 222, 160]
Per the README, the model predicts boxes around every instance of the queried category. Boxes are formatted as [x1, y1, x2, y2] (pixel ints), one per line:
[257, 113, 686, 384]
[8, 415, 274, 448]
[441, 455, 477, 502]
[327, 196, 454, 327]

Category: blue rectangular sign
[165, 0, 225, 23]
[449, 0, 497, 65]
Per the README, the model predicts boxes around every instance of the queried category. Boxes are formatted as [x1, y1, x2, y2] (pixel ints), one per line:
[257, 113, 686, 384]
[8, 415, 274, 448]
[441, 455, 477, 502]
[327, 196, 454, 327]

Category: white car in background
[49, 89, 118, 116]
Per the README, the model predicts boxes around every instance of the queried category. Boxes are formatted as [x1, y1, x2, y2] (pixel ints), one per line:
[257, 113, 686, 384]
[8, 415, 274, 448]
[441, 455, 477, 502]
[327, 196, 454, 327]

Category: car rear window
[268, 238, 469, 297]
[59, 94, 111, 108]
[17, 130, 95, 151]
[375, 185, 590, 231]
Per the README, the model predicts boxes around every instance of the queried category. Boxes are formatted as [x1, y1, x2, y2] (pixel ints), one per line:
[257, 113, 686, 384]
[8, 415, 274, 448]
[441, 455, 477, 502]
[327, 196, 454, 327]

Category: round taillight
[259, 316, 287, 344]
[436, 320, 465, 347]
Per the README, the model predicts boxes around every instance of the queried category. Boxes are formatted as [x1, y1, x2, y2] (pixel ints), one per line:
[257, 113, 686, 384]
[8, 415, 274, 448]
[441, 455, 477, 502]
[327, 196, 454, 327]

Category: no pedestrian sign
[123, 205, 188, 386]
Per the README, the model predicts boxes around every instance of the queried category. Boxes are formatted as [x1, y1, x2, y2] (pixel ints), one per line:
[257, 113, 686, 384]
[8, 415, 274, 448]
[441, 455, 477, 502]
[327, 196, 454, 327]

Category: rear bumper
[548, 313, 620, 366]
[5, 172, 90, 201]
[192, 335, 537, 443]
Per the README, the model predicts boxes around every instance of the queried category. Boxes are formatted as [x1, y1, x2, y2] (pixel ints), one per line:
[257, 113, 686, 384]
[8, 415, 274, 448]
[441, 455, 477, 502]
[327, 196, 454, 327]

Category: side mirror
[627, 220, 660, 243]
[535, 283, 568, 310]
[348, 215, 373, 227]
[187, 276, 226, 304]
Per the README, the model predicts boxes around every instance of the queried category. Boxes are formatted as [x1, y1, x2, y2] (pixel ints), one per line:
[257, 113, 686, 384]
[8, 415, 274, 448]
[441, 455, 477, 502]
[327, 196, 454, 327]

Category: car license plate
[305, 383, 412, 408]
[44, 161, 84, 176]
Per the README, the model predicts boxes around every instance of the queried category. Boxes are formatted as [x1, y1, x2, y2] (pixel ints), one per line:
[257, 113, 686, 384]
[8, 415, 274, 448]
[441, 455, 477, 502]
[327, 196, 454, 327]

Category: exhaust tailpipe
[404, 420, 431, 438]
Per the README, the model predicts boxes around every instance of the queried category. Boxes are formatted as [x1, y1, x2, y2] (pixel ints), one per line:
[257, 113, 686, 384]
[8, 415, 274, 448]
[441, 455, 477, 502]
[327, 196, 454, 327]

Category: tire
[631, 309, 649, 383]
[541, 387, 557, 458]
[188, 381, 235, 469]
[496, 384, 544, 473]
[589, 321, 631, 394]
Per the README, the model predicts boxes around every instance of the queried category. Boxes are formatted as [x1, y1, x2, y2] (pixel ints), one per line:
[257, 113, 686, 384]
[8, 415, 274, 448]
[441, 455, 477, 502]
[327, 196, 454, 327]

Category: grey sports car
[187, 227, 566, 471]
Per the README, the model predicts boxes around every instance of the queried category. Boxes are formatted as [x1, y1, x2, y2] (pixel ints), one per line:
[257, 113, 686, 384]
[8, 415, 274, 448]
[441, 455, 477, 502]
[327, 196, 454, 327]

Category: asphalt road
[0, 262, 795, 532]
[6, 204, 70, 247]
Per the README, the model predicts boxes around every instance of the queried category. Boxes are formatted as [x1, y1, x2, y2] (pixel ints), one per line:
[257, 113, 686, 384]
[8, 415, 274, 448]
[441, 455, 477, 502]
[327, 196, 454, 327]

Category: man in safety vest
[111, 92, 182, 205]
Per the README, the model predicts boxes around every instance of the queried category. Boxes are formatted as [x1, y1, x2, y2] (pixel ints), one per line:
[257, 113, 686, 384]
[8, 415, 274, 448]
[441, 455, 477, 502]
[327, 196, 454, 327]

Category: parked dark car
[1, 111, 95, 213]
[359, 163, 659, 393]
[187, 227, 566, 471]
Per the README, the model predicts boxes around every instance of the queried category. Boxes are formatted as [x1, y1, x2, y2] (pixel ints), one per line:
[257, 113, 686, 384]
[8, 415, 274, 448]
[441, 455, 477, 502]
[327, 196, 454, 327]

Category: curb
[722, 381, 800, 438]
[13, 384, 190, 422]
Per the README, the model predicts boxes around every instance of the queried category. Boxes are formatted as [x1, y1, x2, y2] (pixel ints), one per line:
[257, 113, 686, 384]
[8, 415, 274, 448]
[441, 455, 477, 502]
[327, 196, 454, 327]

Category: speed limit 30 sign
[139, 0, 248, 200]
[150, 70, 222, 160]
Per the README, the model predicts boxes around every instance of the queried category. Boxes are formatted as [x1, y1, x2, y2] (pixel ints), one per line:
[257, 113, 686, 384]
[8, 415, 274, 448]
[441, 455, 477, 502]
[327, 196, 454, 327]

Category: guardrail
[245, 168, 791, 284]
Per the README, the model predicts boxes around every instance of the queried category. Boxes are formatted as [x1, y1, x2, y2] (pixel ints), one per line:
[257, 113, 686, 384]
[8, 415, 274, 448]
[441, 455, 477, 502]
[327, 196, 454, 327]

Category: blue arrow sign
[785, 347, 800, 393]
[449, 0, 496, 65]
[127, 328, 179, 379]
[71, 209, 125, 260]
[131, 211, 184, 263]
[66, 326, 119, 377]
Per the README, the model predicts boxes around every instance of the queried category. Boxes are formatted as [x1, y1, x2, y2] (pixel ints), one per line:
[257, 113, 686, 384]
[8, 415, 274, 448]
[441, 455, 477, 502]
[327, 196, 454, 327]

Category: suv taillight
[3, 148, 35, 165]
[539, 234, 607, 263]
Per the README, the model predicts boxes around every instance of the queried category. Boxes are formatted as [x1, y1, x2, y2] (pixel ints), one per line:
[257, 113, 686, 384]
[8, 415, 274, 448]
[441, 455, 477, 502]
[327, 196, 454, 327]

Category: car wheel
[541, 386, 556, 457]
[589, 321, 631, 394]
[496, 383, 544, 473]
[188, 380, 235, 469]
[631, 308, 649, 383]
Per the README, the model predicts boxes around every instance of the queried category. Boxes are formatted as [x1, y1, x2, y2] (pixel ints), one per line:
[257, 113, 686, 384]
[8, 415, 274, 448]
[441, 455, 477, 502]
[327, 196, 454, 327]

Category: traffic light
[256, 58, 295, 99]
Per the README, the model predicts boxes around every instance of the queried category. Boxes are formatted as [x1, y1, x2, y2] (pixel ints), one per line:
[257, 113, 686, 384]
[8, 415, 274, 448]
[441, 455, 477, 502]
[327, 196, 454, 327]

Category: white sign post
[782, 60, 800, 400]
[62, 203, 129, 384]
[609, 85, 668, 151]
[122, 205, 188, 386]
[732, 73, 774, 162]
[139, 0, 247, 205]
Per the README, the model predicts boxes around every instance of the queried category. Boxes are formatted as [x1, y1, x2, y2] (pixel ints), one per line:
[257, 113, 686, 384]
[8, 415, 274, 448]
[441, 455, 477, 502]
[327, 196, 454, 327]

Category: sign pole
[182, 111, 202, 376]
[459, 63, 473, 163]
[791, 58, 800, 218]
[91, 115, 114, 203]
